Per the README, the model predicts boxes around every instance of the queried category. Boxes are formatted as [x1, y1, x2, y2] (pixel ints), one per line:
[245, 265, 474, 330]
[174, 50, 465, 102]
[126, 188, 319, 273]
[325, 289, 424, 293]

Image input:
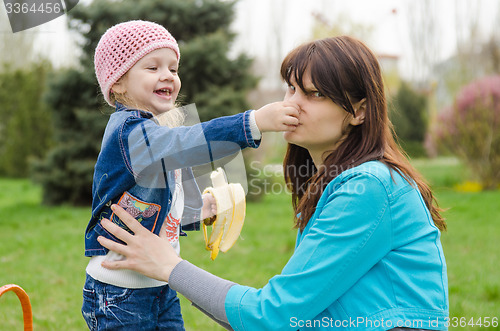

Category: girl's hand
[201, 193, 217, 221]
[97, 204, 182, 282]
[254, 101, 300, 132]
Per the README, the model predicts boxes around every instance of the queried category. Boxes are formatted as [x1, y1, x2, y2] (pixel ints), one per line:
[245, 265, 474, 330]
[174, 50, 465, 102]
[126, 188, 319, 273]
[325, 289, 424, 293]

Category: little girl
[82, 20, 299, 330]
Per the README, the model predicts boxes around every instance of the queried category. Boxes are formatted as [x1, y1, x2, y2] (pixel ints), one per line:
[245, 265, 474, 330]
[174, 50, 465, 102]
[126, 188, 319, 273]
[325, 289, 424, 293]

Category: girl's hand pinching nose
[254, 101, 300, 132]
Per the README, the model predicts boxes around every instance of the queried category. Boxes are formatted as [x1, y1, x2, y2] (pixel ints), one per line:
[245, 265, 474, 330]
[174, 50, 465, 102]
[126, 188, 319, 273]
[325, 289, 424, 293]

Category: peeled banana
[202, 168, 246, 260]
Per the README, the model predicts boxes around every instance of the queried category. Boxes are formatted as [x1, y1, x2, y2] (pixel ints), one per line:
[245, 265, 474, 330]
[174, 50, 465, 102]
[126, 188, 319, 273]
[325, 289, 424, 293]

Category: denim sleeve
[120, 111, 260, 177]
[224, 173, 392, 330]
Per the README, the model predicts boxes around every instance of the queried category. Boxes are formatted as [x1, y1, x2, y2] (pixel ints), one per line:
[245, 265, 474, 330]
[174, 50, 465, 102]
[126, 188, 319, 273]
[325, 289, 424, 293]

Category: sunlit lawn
[1, 158, 499, 330]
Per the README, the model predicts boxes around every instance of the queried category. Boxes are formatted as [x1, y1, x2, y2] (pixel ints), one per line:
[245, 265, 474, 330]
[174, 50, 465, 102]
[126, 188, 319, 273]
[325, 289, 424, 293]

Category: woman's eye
[287, 84, 296, 92]
[311, 91, 323, 98]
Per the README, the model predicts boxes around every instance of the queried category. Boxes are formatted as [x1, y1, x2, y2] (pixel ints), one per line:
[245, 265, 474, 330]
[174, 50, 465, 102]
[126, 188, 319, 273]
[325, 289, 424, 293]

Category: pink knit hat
[94, 20, 180, 106]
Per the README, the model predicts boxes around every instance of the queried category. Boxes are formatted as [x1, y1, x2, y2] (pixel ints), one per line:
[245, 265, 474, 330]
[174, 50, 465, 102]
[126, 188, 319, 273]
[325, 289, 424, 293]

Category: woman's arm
[99, 173, 392, 330]
[98, 205, 234, 328]
[169, 260, 234, 329]
[97, 204, 180, 282]
[224, 172, 393, 330]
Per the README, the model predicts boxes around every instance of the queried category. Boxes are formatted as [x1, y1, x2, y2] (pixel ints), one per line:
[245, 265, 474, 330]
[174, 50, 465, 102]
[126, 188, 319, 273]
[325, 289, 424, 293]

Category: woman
[97, 36, 449, 330]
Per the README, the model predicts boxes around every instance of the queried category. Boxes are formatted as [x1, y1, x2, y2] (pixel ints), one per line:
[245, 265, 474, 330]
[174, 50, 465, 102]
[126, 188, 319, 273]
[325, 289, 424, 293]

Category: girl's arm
[122, 102, 299, 176]
[123, 111, 256, 176]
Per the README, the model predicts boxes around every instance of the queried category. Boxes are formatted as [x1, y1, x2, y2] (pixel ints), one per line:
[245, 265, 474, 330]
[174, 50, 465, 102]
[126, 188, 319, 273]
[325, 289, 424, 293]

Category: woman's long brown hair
[281, 36, 446, 231]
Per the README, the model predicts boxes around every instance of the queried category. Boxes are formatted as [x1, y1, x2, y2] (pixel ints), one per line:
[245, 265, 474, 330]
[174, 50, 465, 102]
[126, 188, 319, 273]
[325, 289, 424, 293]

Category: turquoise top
[225, 161, 448, 330]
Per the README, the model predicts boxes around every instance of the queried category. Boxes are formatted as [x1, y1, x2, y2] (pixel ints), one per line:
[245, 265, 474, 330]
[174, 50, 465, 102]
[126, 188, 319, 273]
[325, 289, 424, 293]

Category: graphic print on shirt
[164, 169, 184, 243]
[112, 191, 161, 233]
[164, 213, 181, 243]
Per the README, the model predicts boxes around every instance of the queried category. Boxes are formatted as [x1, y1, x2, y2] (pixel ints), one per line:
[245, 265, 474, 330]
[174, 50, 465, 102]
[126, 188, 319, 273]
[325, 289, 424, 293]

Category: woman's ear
[350, 98, 366, 126]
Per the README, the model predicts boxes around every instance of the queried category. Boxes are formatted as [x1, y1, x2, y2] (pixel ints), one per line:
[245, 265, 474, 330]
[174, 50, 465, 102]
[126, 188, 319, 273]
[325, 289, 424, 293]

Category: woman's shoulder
[337, 160, 391, 183]
[327, 161, 407, 194]
[329, 160, 413, 199]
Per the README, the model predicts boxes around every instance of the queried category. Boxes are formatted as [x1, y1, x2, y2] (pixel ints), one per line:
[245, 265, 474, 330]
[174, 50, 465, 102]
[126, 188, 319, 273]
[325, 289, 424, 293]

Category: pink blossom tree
[433, 76, 500, 189]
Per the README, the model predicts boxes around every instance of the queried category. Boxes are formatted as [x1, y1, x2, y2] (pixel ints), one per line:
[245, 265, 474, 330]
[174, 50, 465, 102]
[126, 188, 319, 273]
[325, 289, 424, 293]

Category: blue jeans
[81, 274, 185, 330]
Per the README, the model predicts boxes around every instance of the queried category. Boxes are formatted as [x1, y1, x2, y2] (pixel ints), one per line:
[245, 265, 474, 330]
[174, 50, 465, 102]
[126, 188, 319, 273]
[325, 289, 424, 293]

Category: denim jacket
[85, 103, 260, 257]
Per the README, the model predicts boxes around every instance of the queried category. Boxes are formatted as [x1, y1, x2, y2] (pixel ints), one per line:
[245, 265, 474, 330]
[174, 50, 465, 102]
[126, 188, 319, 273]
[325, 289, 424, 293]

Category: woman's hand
[97, 204, 182, 282]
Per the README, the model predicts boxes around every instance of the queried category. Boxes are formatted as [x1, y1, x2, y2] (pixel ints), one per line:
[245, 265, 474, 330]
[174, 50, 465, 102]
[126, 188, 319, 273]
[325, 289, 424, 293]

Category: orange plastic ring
[0, 284, 33, 331]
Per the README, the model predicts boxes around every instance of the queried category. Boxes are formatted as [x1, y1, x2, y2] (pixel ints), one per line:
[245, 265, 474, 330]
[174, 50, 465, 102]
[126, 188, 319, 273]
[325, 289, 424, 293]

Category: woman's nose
[285, 90, 303, 105]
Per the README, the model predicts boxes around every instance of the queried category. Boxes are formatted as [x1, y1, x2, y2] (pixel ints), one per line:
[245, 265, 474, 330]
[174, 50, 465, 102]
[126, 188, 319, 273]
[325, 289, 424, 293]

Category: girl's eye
[148, 67, 158, 71]
[170, 68, 178, 74]
[287, 84, 296, 92]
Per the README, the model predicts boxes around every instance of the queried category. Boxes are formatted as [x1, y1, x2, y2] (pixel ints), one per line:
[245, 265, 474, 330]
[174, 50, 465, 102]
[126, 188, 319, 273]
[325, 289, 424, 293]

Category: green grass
[0, 179, 90, 329]
[437, 191, 500, 324]
[1, 158, 499, 330]
[413, 158, 500, 330]
[412, 157, 471, 189]
[0, 178, 296, 330]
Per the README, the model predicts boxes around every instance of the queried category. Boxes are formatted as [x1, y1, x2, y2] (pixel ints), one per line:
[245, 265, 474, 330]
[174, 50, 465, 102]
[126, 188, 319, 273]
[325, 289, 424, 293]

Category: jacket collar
[114, 102, 154, 119]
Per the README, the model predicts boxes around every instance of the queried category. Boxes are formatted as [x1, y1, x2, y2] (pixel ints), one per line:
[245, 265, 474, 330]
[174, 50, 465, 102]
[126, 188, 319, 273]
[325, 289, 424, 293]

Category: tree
[0, 63, 53, 177]
[311, 9, 373, 44]
[0, 5, 36, 69]
[0, 5, 53, 178]
[432, 75, 500, 190]
[31, 67, 104, 204]
[433, 1, 499, 111]
[404, 0, 441, 83]
[389, 82, 428, 158]
[34, 0, 257, 205]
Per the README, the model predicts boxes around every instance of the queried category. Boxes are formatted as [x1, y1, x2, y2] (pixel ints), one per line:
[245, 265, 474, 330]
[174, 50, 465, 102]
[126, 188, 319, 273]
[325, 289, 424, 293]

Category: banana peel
[202, 168, 246, 260]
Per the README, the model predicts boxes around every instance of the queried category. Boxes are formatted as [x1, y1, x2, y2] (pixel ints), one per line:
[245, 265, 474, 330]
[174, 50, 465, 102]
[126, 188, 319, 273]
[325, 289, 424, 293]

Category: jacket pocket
[110, 191, 162, 233]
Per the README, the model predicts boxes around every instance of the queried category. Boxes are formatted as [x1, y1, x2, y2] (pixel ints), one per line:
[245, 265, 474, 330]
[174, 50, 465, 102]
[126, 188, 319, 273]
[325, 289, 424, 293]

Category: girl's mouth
[154, 88, 172, 97]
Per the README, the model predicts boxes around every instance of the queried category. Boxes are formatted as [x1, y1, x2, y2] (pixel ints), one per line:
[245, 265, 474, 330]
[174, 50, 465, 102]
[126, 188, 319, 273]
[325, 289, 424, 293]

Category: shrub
[432, 75, 500, 190]
[0, 63, 53, 177]
[389, 81, 429, 158]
